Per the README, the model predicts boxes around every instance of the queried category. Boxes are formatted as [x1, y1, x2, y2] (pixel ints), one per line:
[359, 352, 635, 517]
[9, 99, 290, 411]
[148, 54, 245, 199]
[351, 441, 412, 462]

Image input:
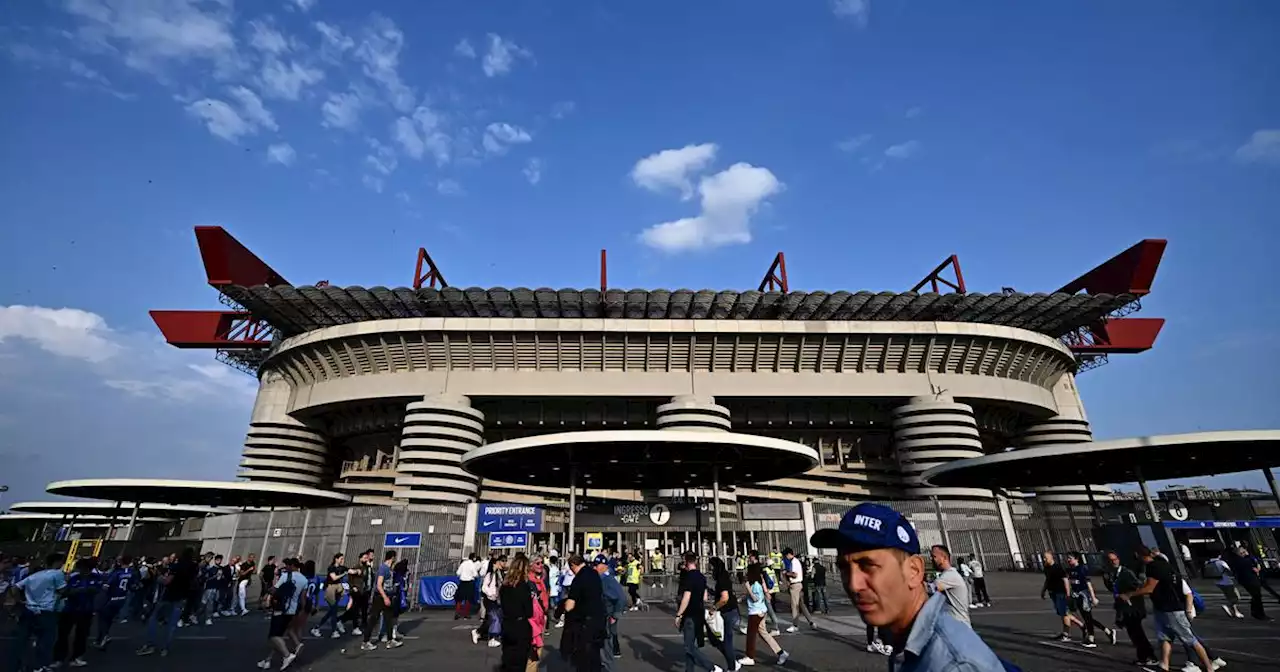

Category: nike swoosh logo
[393, 537, 409, 544]
[482, 521, 495, 527]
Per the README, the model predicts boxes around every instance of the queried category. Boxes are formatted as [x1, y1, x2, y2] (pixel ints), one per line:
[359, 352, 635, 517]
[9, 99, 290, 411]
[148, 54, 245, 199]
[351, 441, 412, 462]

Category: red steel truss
[910, 255, 967, 294]
[149, 310, 273, 348]
[195, 226, 289, 288]
[757, 252, 789, 293]
[412, 247, 449, 290]
[1054, 239, 1167, 368]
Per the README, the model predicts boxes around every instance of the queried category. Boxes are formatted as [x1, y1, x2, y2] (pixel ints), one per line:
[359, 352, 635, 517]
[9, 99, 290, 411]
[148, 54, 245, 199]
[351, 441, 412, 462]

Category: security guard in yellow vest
[768, 549, 783, 570]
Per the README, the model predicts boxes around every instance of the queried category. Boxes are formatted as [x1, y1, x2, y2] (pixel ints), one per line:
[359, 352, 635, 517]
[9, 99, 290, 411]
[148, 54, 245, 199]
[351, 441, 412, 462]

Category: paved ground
[4, 573, 1279, 671]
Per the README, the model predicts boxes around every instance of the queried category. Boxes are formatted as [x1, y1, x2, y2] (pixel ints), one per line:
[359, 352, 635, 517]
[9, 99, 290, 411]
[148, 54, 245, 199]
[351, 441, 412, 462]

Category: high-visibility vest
[650, 553, 664, 571]
[734, 556, 747, 571]
[768, 552, 783, 569]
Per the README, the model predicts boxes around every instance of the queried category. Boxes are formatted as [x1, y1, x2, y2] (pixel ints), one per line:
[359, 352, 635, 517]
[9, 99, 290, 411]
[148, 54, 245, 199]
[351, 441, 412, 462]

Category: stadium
[144, 227, 1167, 566]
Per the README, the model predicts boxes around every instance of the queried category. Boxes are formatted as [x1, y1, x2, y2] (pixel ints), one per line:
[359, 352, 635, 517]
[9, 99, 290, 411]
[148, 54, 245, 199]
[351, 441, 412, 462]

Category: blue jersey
[65, 572, 103, 613]
[104, 567, 135, 602]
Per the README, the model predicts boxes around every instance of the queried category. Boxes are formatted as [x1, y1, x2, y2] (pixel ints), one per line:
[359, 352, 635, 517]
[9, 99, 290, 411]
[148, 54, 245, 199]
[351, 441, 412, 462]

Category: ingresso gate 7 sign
[477, 503, 543, 533]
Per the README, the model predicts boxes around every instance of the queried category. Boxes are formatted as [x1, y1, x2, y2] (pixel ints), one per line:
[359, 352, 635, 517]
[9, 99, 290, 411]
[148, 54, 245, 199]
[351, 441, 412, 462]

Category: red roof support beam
[910, 255, 966, 294]
[600, 249, 608, 293]
[1056, 239, 1167, 296]
[149, 310, 273, 349]
[412, 247, 448, 290]
[1064, 317, 1164, 354]
[194, 226, 290, 288]
[758, 252, 789, 293]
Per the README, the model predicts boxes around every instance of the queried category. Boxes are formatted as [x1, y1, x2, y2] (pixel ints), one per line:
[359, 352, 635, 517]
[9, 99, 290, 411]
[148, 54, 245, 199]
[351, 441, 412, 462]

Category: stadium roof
[221, 285, 1137, 338]
[46, 479, 352, 509]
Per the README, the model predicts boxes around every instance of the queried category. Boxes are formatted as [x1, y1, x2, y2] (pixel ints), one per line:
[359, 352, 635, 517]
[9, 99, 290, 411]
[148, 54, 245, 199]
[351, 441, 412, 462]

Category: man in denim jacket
[811, 503, 1006, 671]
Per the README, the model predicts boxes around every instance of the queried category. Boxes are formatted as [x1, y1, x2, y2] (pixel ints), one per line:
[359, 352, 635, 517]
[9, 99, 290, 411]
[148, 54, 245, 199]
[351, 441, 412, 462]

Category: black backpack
[273, 571, 297, 611]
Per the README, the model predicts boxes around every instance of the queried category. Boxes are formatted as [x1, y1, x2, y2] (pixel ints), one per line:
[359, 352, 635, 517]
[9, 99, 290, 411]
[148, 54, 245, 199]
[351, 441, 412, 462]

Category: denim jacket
[890, 592, 1005, 671]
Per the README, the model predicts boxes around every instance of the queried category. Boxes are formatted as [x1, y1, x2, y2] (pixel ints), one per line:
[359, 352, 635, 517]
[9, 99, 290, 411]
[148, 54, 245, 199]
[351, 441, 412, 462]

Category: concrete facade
[238, 318, 1099, 509]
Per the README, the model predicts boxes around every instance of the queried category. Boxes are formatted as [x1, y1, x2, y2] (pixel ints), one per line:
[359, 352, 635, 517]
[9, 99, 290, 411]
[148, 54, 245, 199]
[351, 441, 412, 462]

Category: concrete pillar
[892, 396, 986, 499]
[801, 501, 818, 557]
[462, 502, 480, 556]
[393, 394, 483, 505]
[995, 495, 1024, 569]
[240, 371, 330, 487]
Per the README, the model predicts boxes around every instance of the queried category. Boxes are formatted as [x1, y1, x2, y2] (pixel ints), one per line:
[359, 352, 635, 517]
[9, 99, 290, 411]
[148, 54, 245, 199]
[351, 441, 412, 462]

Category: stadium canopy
[220, 285, 1136, 338]
[921, 430, 1280, 491]
[461, 429, 819, 490]
[0, 512, 175, 524]
[45, 479, 352, 510]
[462, 429, 818, 556]
[10, 500, 228, 519]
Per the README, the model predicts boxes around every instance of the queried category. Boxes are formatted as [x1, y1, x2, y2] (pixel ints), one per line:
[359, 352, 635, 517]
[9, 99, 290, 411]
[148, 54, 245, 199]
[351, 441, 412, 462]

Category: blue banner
[489, 531, 529, 548]
[1164, 518, 1280, 529]
[384, 531, 422, 548]
[418, 575, 478, 608]
[478, 503, 543, 533]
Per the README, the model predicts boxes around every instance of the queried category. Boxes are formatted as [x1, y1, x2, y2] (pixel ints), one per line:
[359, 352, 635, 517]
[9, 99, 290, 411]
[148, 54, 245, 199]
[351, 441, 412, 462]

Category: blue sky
[1, 0, 1278, 505]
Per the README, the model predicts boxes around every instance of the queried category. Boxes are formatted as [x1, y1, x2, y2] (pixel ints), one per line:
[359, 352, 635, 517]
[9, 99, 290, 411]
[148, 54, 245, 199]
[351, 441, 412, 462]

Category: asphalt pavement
[4, 572, 1278, 671]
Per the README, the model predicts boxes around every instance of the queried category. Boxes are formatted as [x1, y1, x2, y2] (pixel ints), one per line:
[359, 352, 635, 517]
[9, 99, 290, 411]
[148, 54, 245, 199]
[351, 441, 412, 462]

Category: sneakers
[280, 654, 297, 671]
[360, 642, 377, 651]
[256, 659, 271, 670]
[1210, 658, 1227, 670]
[710, 667, 725, 672]
[1180, 663, 1200, 672]
[352, 628, 363, 636]
[386, 640, 404, 649]
[135, 646, 155, 656]
[471, 630, 480, 645]
[778, 651, 790, 665]
[331, 631, 341, 639]
[768, 629, 780, 636]
[738, 657, 756, 667]
[1082, 639, 1098, 649]
[784, 625, 799, 633]
[337, 622, 346, 634]
[310, 628, 322, 638]
[1056, 633, 1071, 642]
[487, 639, 501, 648]
[68, 660, 87, 668]
[1108, 629, 1118, 646]
[204, 619, 213, 626]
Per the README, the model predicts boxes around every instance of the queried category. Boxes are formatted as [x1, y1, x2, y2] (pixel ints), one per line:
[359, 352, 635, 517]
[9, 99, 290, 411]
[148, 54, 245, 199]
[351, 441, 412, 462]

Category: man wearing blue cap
[810, 503, 1005, 671]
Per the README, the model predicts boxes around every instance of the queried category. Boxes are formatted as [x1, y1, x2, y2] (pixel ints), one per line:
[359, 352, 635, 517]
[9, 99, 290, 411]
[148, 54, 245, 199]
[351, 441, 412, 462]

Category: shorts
[1153, 610, 1197, 647]
[1050, 593, 1068, 617]
[1219, 585, 1239, 602]
[269, 613, 294, 638]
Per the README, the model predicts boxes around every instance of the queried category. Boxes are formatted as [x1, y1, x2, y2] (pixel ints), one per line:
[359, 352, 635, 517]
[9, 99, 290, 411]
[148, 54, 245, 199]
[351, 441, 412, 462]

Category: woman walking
[312, 553, 347, 638]
[707, 557, 740, 672]
[740, 563, 788, 667]
[498, 555, 536, 672]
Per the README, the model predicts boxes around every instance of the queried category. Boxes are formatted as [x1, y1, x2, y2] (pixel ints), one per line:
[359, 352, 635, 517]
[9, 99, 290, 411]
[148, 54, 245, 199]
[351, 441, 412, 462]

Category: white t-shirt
[787, 557, 804, 585]
[457, 559, 478, 582]
[1210, 558, 1234, 587]
[968, 560, 984, 579]
[1181, 579, 1195, 618]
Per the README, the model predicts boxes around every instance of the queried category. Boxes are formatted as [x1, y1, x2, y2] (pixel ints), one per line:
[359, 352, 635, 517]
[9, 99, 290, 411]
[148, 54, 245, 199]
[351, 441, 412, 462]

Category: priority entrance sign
[477, 503, 543, 532]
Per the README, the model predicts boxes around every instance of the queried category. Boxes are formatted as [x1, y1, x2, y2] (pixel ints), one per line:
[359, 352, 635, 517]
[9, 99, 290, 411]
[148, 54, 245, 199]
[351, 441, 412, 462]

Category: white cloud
[362, 174, 385, 193]
[836, 134, 872, 153]
[550, 100, 576, 119]
[0, 304, 254, 403]
[365, 137, 398, 175]
[392, 106, 451, 165]
[61, 0, 241, 77]
[630, 143, 718, 200]
[0, 306, 120, 363]
[639, 162, 783, 253]
[227, 85, 277, 130]
[290, 0, 317, 12]
[257, 58, 324, 100]
[884, 139, 921, 159]
[482, 33, 531, 77]
[186, 86, 276, 141]
[354, 14, 414, 112]
[266, 142, 296, 166]
[395, 190, 412, 204]
[1234, 130, 1280, 165]
[248, 20, 289, 54]
[905, 106, 923, 119]
[454, 38, 476, 59]
[313, 21, 354, 56]
[6, 43, 134, 99]
[436, 178, 463, 196]
[524, 157, 543, 185]
[482, 122, 532, 155]
[321, 90, 362, 129]
[831, 0, 871, 27]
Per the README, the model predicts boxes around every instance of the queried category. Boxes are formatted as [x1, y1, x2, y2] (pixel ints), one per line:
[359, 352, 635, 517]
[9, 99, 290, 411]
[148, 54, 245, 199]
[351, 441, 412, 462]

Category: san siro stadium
[145, 227, 1168, 569]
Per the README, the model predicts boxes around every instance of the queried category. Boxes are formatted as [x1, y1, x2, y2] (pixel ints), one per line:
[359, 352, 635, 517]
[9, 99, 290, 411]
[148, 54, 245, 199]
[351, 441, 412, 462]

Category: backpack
[273, 571, 297, 612]
[763, 569, 775, 591]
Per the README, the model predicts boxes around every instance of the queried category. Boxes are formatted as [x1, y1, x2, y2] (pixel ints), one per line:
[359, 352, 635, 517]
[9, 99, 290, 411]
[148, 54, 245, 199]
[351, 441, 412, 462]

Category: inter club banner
[418, 575, 479, 608]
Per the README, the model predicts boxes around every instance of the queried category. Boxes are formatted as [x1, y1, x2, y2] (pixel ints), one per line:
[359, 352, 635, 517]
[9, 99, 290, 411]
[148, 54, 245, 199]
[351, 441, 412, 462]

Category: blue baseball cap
[809, 503, 920, 555]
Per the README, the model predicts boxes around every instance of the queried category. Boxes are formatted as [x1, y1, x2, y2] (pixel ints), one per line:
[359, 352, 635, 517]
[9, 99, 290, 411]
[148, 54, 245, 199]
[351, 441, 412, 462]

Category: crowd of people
[6, 510, 1279, 672]
[1, 547, 414, 671]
